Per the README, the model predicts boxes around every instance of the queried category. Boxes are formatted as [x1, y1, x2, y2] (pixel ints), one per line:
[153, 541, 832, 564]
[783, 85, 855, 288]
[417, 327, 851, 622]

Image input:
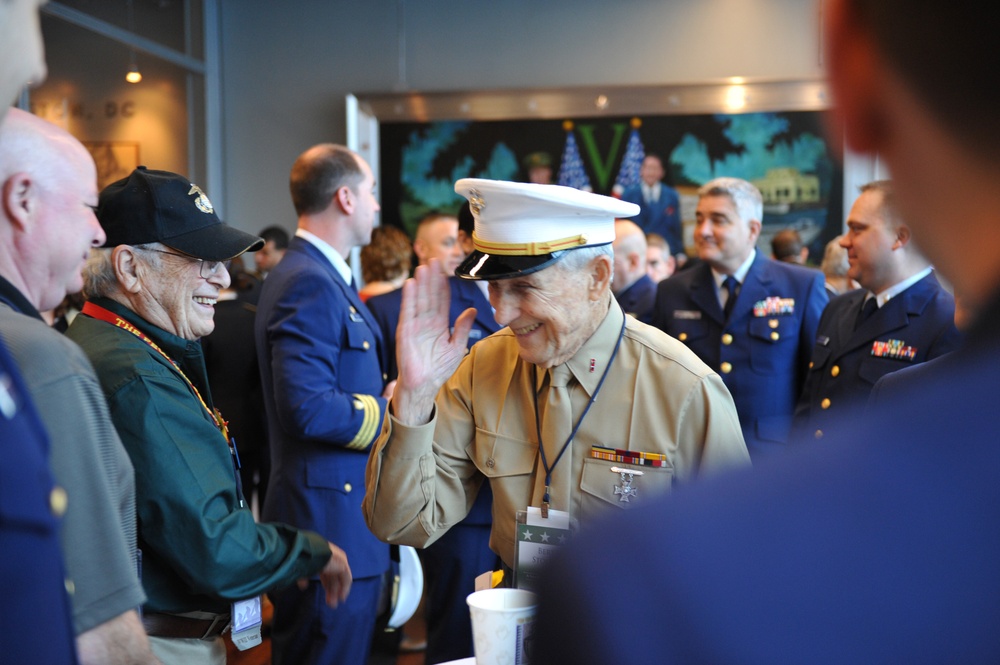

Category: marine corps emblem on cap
[454, 178, 640, 280]
[188, 184, 214, 214]
[468, 188, 485, 215]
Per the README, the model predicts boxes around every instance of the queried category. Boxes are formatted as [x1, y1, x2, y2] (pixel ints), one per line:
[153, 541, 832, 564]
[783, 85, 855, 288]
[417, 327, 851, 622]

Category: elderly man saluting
[364, 179, 748, 577]
[67, 168, 351, 665]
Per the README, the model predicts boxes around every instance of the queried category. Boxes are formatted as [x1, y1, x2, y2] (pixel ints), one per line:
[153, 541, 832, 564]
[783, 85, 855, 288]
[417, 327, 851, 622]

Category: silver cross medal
[611, 466, 643, 502]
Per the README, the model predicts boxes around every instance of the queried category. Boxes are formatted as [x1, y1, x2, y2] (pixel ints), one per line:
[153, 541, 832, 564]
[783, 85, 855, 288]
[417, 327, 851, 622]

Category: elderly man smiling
[364, 179, 749, 578]
[67, 168, 352, 665]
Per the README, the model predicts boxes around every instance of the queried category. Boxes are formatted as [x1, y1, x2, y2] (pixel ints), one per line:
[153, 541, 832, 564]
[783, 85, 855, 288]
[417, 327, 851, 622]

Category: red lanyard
[81, 301, 230, 440]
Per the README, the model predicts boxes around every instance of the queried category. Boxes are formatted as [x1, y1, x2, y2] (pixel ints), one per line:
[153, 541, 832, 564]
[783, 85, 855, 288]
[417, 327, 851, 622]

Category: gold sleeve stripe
[347, 393, 381, 450]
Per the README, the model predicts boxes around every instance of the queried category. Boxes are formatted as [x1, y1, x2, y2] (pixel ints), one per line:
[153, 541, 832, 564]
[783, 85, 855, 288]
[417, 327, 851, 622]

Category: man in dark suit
[650, 177, 827, 458]
[536, 1, 1000, 662]
[794, 181, 961, 441]
[256, 144, 390, 665]
[619, 154, 683, 265]
[367, 211, 467, 381]
[611, 219, 656, 322]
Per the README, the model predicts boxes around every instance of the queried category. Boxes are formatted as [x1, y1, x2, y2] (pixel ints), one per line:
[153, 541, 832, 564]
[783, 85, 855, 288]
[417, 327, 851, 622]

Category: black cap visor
[455, 250, 565, 281]
[162, 224, 264, 262]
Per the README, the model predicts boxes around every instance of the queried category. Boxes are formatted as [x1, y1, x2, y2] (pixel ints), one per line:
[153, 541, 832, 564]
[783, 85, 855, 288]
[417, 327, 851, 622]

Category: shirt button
[831, 365, 840, 377]
[720, 362, 732, 374]
[678, 332, 688, 342]
[814, 429, 823, 439]
[64, 579, 75, 596]
[768, 319, 779, 329]
[809, 361, 814, 369]
[486, 458, 496, 468]
[363, 341, 370, 350]
[721, 334, 733, 345]
[821, 398, 831, 409]
[770, 331, 780, 341]
[50, 486, 68, 517]
[344, 483, 352, 493]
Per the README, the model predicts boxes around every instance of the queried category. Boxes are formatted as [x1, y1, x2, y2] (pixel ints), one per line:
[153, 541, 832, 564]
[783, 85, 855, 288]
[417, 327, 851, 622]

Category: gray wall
[218, 0, 824, 233]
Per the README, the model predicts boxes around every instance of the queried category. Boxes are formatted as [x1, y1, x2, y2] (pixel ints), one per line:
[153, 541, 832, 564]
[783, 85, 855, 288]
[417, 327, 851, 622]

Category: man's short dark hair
[771, 228, 804, 262]
[289, 144, 363, 217]
[258, 225, 290, 249]
[457, 201, 475, 237]
[850, 0, 1000, 161]
[416, 211, 456, 233]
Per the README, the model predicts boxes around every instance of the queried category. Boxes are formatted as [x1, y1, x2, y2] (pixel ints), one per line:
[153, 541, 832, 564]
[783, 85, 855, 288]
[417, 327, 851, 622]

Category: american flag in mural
[612, 119, 646, 198]
[556, 120, 593, 192]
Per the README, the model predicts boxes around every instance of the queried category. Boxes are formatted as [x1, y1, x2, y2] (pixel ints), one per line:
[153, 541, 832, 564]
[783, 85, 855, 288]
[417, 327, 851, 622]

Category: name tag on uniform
[673, 310, 702, 320]
[231, 596, 263, 651]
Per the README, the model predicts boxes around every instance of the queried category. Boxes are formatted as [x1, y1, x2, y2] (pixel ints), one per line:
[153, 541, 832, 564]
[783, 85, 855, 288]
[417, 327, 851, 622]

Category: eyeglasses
[143, 248, 231, 279]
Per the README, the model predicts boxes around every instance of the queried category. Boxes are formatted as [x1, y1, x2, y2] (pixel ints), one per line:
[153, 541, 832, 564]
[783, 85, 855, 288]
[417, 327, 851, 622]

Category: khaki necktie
[538, 363, 574, 514]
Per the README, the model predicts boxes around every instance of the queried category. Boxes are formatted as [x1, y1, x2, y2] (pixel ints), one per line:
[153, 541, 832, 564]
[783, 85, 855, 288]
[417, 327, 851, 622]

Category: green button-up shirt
[68, 297, 331, 614]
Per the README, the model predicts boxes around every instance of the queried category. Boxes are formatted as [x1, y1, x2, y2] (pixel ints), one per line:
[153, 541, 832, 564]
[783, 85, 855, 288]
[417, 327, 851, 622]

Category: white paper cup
[467, 588, 537, 665]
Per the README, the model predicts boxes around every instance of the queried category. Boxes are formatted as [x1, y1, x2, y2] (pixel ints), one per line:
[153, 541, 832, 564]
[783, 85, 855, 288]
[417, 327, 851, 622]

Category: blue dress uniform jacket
[255, 236, 390, 665]
[620, 182, 683, 256]
[616, 274, 657, 323]
[535, 286, 1000, 665]
[651, 253, 827, 457]
[0, 336, 78, 664]
[794, 272, 961, 441]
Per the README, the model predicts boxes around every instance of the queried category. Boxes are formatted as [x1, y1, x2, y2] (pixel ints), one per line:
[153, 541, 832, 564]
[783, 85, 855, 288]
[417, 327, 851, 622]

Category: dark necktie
[722, 276, 739, 320]
[855, 297, 878, 329]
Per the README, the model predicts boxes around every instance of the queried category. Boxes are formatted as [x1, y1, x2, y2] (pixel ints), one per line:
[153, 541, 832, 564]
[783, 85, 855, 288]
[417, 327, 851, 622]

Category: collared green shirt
[68, 297, 330, 614]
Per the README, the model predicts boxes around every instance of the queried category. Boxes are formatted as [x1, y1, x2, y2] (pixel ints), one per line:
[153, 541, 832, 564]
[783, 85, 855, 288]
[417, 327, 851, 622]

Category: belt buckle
[199, 614, 231, 640]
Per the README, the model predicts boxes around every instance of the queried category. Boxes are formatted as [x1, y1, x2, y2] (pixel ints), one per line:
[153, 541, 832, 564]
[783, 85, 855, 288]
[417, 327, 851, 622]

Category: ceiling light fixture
[125, 0, 142, 83]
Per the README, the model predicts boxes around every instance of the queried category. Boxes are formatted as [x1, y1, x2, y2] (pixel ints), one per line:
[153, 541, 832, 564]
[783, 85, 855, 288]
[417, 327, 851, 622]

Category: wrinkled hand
[311, 542, 352, 608]
[393, 259, 476, 425]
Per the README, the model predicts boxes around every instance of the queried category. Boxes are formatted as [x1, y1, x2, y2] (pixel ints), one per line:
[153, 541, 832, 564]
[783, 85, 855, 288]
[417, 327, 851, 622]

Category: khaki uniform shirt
[364, 302, 749, 567]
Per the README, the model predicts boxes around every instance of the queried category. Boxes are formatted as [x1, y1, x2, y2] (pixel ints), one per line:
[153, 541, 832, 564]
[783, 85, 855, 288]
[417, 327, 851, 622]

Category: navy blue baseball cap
[98, 166, 264, 261]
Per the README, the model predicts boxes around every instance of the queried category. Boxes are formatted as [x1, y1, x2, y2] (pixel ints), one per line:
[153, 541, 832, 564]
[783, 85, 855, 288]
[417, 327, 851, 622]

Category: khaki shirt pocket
[578, 457, 674, 520]
[469, 428, 537, 560]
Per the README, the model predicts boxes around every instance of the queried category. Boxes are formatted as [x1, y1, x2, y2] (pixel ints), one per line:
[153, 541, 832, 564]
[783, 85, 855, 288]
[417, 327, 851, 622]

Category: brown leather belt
[142, 612, 231, 640]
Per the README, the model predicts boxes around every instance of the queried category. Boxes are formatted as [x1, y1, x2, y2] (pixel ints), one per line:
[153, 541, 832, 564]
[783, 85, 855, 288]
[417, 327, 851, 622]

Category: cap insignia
[188, 184, 214, 214]
[468, 188, 485, 215]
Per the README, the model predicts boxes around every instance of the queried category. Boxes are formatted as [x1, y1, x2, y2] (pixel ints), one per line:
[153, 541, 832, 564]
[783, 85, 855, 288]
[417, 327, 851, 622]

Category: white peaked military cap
[454, 178, 640, 280]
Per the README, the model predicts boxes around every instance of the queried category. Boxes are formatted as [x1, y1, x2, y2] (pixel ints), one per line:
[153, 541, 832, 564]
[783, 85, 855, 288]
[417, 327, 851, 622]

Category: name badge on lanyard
[230, 596, 263, 651]
[514, 507, 571, 592]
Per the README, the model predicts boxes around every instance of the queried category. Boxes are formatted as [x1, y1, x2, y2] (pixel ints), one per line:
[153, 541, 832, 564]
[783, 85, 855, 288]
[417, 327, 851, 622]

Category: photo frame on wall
[354, 79, 846, 259]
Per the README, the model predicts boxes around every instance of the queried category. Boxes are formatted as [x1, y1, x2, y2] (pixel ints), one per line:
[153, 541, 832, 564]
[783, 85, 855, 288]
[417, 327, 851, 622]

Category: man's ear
[747, 218, 763, 245]
[589, 254, 613, 300]
[112, 246, 143, 294]
[413, 237, 428, 265]
[334, 185, 354, 215]
[2, 173, 38, 233]
[628, 251, 643, 273]
[892, 224, 912, 250]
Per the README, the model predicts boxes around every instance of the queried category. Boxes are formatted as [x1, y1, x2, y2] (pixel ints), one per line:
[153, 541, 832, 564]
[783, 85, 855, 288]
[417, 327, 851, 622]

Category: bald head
[0, 109, 105, 311]
[612, 219, 648, 295]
